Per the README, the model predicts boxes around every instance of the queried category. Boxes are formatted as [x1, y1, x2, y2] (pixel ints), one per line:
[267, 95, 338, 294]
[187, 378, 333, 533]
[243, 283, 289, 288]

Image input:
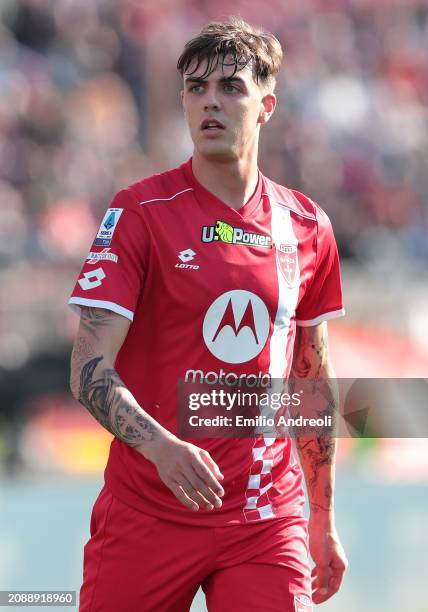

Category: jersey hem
[295, 308, 345, 327]
[68, 297, 134, 321]
[104, 477, 306, 527]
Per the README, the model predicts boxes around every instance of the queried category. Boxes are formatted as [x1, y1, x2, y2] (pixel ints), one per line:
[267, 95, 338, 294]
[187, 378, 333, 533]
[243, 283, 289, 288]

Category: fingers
[178, 474, 219, 511]
[311, 563, 330, 604]
[311, 559, 348, 603]
[329, 556, 348, 595]
[195, 451, 225, 496]
[169, 473, 220, 512]
[169, 482, 200, 512]
[328, 570, 344, 596]
[200, 450, 224, 483]
[162, 445, 225, 512]
[185, 470, 223, 509]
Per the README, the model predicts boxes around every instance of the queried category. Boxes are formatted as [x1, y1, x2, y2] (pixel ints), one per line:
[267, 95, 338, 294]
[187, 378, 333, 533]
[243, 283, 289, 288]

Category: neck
[191, 149, 259, 210]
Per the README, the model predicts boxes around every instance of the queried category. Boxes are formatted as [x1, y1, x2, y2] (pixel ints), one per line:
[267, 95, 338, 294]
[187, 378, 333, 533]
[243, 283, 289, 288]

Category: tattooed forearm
[291, 322, 338, 516]
[296, 433, 336, 513]
[70, 307, 160, 450]
[70, 335, 94, 396]
[78, 355, 157, 447]
[110, 397, 157, 444]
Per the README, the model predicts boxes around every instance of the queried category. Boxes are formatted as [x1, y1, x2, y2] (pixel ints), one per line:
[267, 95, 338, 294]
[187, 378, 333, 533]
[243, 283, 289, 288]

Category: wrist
[136, 427, 177, 463]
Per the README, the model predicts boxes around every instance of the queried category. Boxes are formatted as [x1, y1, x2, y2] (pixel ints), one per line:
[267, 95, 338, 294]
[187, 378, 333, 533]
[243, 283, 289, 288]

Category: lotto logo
[175, 248, 199, 270]
[78, 267, 106, 290]
[178, 248, 196, 262]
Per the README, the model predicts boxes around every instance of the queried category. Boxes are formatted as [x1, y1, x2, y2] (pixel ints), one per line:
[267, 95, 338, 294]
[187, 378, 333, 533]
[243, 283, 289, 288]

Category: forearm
[70, 307, 170, 454]
[290, 324, 339, 519]
[290, 324, 348, 601]
[295, 384, 337, 517]
[72, 353, 167, 450]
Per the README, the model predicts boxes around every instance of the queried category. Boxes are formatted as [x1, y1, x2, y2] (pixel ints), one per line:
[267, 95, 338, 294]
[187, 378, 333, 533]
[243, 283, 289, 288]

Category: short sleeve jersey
[69, 159, 344, 526]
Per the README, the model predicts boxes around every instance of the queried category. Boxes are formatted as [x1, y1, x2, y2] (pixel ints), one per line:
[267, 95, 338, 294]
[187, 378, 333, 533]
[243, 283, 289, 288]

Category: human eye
[224, 83, 239, 93]
[190, 84, 204, 93]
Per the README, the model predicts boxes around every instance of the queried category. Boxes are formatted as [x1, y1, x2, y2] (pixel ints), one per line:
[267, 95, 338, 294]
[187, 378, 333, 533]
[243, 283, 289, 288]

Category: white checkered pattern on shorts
[243, 435, 278, 521]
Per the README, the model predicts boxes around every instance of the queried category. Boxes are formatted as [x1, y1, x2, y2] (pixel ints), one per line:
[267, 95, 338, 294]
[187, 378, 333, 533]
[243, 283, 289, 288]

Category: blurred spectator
[0, 0, 426, 278]
[0, 0, 427, 427]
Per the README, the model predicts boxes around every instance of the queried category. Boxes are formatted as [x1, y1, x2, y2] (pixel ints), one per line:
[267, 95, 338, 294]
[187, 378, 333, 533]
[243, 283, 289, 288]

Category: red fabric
[69, 159, 344, 526]
[80, 487, 312, 612]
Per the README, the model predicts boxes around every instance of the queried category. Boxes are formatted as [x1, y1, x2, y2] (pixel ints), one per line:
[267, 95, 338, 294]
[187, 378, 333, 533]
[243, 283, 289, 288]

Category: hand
[308, 515, 348, 604]
[138, 432, 224, 512]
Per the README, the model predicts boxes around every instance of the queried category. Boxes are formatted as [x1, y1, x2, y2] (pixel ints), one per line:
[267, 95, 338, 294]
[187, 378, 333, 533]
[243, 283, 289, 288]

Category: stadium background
[0, 0, 427, 610]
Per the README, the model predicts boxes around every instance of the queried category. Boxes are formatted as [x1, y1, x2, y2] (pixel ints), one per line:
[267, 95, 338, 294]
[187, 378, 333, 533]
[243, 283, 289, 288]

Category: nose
[203, 89, 221, 111]
[204, 100, 220, 111]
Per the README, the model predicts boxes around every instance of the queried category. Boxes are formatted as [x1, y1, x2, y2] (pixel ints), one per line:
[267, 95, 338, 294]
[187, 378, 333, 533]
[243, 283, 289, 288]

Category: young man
[69, 18, 347, 612]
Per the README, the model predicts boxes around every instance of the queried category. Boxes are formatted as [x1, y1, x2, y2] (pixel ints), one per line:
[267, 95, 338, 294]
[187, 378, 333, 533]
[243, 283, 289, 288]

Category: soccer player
[69, 17, 348, 612]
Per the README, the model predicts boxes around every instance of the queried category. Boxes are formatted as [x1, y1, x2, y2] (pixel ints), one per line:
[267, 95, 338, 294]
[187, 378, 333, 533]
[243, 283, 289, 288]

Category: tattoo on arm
[72, 307, 157, 448]
[78, 356, 156, 447]
[79, 307, 116, 339]
[296, 435, 335, 512]
[291, 323, 337, 513]
[70, 335, 94, 395]
[291, 325, 328, 380]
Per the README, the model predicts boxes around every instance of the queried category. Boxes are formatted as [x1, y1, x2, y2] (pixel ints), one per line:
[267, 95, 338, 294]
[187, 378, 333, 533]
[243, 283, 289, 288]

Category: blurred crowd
[0, 0, 427, 397]
[1, 0, 427, 271]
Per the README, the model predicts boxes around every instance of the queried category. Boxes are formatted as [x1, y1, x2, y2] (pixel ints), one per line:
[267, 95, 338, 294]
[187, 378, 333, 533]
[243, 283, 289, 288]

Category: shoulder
[263, 176, 331, 228]
[122, 164, 191, 212]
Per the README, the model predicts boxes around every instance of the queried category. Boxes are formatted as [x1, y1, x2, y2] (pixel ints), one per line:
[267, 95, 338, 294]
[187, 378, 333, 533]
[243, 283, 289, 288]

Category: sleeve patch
[94, 208, 124, 246]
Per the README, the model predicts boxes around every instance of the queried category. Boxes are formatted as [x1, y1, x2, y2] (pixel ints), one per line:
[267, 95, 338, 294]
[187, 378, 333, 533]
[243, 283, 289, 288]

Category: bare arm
[290, 322, 337, 515]
[70, 306, 224, 511]
[70, 307, 160, 446]
[290, 322, 347, 603]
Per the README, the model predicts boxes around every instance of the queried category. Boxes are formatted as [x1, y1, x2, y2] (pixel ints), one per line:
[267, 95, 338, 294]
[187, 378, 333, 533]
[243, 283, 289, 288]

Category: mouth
[200, 118, 225, 131]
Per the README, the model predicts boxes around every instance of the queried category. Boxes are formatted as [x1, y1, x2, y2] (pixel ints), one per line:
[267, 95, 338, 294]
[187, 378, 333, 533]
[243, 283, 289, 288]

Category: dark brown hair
[177, 17, 283, 89]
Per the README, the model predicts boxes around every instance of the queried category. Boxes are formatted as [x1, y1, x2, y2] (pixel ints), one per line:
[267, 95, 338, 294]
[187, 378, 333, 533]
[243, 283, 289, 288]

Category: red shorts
[80, 487, 313, 612]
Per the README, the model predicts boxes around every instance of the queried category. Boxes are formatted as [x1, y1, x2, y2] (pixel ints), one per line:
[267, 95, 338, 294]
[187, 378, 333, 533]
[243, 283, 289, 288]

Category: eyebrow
[184, 75, 247, 86]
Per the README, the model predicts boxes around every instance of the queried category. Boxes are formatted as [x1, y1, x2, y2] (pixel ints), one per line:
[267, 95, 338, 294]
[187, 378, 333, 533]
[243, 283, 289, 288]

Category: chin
[196, 142, 238, 162]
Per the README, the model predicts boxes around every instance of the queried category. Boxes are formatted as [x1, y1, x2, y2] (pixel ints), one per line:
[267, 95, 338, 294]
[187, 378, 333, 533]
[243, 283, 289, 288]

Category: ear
[258, 93, 277, 125]
[180, 89, 185, 112]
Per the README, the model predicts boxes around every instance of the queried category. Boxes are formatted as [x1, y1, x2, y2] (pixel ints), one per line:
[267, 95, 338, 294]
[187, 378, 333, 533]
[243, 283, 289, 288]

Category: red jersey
[69, 159, 344, 526]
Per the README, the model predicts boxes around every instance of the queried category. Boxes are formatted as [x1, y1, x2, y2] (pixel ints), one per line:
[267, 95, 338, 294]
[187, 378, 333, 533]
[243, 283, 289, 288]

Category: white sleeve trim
[68, 297, 134, 321]
[295, 308, 345, 327]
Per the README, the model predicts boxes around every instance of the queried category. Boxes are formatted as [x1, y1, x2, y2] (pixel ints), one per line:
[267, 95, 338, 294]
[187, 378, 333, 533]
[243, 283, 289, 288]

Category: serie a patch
[94, 208, 124, 246]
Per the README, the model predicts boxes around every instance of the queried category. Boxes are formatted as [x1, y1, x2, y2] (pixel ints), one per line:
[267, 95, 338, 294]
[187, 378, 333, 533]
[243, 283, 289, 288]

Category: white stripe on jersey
[296, 307, 346, 327]
[139, 188, 193, 206]
[269, 204, 301, 378]
[68, 297, 134, 321]
[243, 201, 302, 522]
[261, 193, 316, 221]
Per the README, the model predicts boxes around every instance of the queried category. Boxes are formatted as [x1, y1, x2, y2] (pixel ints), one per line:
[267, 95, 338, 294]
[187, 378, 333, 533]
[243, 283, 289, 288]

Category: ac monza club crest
[277, 243, 297, 285]
[294, 594, 313, 612]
